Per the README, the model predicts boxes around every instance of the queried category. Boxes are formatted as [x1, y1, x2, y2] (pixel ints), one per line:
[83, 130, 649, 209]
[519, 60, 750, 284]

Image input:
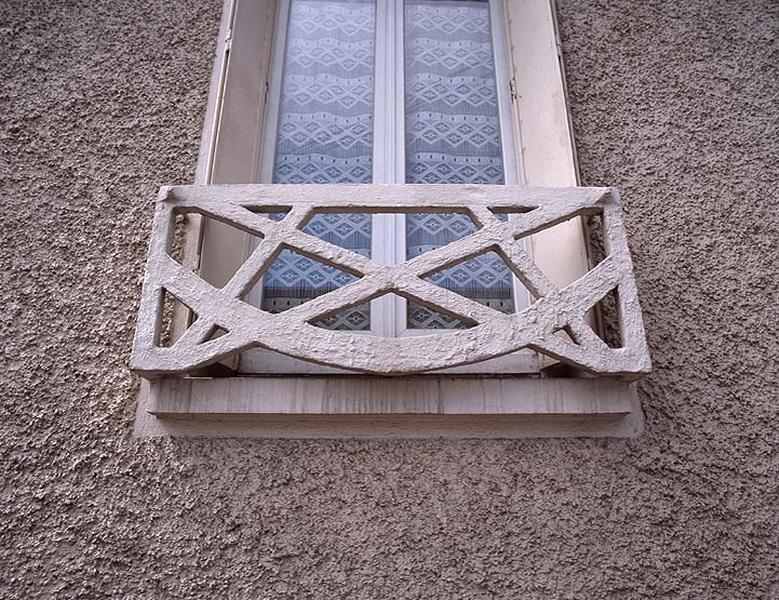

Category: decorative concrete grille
[130, 184, 651, 378]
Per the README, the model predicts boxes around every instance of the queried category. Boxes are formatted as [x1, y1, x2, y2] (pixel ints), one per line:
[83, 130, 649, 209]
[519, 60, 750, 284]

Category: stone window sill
[134, 376, 643, 439]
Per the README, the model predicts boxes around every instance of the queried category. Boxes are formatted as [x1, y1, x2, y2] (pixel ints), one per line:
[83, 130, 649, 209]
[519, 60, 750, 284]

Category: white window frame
[133, 0, 644, 439]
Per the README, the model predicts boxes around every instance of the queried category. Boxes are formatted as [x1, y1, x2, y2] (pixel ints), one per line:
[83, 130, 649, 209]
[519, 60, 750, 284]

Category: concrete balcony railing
[130, 184, 651, 379]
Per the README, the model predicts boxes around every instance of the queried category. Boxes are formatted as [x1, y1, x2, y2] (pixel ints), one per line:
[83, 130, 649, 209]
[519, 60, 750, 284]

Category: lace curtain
[261, 0, 375, 330]
[404, 0, 513, 328]
[260, 0, 514, 332]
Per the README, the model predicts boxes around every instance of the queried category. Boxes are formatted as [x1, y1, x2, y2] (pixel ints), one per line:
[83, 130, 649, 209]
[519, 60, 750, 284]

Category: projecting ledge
[134, 377, 644, 439]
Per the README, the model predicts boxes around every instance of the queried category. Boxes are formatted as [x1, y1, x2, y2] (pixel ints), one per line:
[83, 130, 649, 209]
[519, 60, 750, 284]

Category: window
[240, 0, 534, 373]
[131, 0, 650, 438]
[258, 0, 519, 324]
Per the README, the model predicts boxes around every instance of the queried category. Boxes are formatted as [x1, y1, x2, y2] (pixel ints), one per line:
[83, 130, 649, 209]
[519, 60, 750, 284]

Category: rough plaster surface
[1, 0, 778, 598]
[131, 184, 650, 377]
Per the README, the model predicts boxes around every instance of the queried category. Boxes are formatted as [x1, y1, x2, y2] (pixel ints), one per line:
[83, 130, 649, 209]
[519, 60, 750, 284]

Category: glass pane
[261, 0, 376, 330]
[404, 0, 504, 185]
[404, 0, 513, 329]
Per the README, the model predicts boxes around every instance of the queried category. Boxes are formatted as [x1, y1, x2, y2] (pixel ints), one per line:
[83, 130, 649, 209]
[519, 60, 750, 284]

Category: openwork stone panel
[131, 184, 651, 378]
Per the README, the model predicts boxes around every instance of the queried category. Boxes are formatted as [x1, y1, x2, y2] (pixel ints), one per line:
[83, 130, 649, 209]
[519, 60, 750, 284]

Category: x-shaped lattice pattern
[131, 184, 651, 378]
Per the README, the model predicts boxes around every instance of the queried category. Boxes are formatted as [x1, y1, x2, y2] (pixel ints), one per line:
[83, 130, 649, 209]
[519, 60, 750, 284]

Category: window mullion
[371, 0, 405, 337]
[372, 0, 394, 185]
[390, 0, 407, 338]
[371, 0, 405, 183]
[370, 0, 390, 338]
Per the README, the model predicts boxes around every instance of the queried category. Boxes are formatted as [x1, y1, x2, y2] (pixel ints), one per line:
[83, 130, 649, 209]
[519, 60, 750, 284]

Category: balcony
[130, 184, 651, 380]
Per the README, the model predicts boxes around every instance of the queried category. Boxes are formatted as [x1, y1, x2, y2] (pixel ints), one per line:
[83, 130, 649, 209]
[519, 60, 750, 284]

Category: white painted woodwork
[198, 0, 276, 290]
[504, 0, 591, 289]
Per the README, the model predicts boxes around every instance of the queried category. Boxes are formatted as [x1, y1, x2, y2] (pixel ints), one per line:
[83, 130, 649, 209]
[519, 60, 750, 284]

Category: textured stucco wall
[2, 0, 778, 598]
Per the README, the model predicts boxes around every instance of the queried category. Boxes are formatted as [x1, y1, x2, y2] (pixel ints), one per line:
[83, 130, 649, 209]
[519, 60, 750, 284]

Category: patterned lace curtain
[261, 0, 375, 330]
[404, 0, 514, 329]
[261, 0, 514, 333]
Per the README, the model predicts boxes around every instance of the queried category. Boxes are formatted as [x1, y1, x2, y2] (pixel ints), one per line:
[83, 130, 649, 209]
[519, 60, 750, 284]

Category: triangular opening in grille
[586, 285, 623, 349]
[248, 249, 366, 328]
[172, 211, 264, 289]
[417, 250, 529, 329]
[157, 288, 198, 348]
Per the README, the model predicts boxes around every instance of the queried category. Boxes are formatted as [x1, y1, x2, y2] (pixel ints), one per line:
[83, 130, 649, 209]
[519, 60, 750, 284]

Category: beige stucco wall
[2, 0, 778, 597]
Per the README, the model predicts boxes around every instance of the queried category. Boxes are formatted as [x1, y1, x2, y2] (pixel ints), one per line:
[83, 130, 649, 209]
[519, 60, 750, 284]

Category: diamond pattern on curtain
[261, 0, 375, 330]
[404, 0, 514, 329]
